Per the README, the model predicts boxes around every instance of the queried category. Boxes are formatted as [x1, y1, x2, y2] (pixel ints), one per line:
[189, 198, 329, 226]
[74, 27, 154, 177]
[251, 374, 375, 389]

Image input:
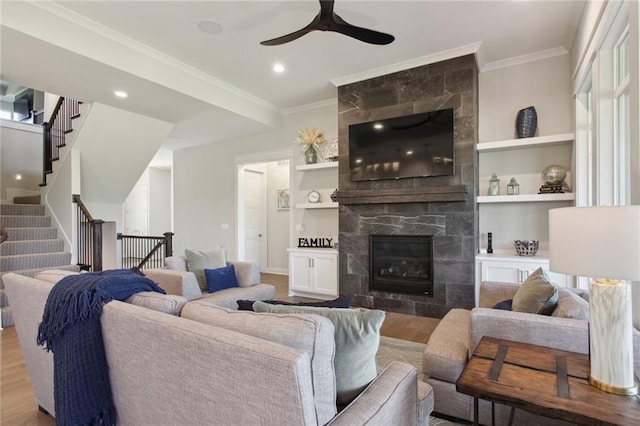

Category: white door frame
[235, 148, 293, 263]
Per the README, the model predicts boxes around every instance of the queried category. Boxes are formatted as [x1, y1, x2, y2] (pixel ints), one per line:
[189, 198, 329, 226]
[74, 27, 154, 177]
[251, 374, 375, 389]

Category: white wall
[479, 54, 572, 142]
[0, 119, 42, 200]
[148, 167, 172, 235]
[172, 102, 337, 259]
[266, 160, 290, 273]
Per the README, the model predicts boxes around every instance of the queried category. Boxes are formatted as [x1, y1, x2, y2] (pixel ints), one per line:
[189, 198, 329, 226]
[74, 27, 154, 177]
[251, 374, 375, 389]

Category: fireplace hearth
[369, 235, 433, 296]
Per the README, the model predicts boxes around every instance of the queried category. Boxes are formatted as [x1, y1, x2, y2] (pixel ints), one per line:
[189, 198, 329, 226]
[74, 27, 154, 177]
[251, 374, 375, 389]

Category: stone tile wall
[337, 55, 478, 318]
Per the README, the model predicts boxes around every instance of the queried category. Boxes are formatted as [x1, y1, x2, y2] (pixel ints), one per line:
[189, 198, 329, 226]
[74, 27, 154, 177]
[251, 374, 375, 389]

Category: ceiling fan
[260, 0, 395, 46]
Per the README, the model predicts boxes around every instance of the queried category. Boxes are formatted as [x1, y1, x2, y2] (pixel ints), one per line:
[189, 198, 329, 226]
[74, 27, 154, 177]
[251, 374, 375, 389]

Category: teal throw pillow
[512, 268, 558, 315]
[205, 265, 238, 293]
[185, 248, 226, 292]
[252, 301, 385, 404]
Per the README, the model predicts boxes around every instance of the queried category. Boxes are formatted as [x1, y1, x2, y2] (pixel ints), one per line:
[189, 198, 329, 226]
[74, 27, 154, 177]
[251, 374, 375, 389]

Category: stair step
[4, 227, 57, 241]
[13, 195, 41, 204]
[0, 265, 80, 289]
[0, 215, 51, 228]
[0, 204, 45, 216]
[1, 307, 14, 328]
[0, 289, 7, 308]
[1, 252, 72, 273]
[0, 239, 64, 256]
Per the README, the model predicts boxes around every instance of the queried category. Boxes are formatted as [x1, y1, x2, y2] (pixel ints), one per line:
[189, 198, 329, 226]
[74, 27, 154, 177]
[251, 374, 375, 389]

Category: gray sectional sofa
[4, 270, 431, 425]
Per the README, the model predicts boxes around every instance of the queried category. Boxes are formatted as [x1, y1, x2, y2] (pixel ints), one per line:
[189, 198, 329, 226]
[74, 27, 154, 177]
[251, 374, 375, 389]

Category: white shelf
[476, 253, 550, 262]
[477, 133, 574, 152]
[477, 193, 575, 203]
[295, 162, 338, 171]
[296, 202, 339, 209]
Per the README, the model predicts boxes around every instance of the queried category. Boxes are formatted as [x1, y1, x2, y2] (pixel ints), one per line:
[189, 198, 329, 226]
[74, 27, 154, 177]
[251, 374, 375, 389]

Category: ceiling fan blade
[260, 27, 314, 46]
[332, 22, 395, 45]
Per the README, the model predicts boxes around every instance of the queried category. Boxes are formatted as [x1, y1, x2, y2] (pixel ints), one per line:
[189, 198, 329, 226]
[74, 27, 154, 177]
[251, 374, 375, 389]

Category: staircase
[0, 202, 79, 327]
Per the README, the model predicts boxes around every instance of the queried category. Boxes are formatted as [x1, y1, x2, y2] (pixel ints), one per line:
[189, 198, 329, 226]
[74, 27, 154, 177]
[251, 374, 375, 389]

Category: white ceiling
[0, 0, 585, 154]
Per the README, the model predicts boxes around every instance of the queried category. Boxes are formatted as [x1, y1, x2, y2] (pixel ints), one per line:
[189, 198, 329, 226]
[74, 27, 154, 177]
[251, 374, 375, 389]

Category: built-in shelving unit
[295, 202, 338, 209]
[295, 162, 338, 171]
[476, 132, 576, 273]
[477, 193, 575, 203]
[476, 133, 574, 152]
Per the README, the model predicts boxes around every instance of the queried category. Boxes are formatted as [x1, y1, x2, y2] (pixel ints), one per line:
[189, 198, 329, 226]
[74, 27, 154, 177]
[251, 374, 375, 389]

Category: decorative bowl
[514, 240, 539, 256]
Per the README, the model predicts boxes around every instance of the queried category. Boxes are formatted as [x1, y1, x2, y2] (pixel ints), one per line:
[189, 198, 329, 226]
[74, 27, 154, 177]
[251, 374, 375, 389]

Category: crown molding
[330, 42, 482, 87]
[481, 47, 569, 72]
[283, 98, 337, 115]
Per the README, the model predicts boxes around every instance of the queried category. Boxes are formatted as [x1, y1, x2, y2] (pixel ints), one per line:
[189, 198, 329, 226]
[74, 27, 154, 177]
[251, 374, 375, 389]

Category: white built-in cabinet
[475, 133, 575, 303]
[288, 248, 338, 298]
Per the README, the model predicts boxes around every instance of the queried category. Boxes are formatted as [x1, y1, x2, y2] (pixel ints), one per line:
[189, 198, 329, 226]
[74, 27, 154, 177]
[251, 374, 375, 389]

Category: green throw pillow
[512, 268, 558, 315]
[185, 248, 226, 292]
[252, 301, 385, 404]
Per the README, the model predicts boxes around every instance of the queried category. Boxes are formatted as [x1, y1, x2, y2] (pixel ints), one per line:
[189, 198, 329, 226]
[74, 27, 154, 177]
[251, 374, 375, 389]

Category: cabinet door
[481, 261, 524, 283]
[311, 253, 338, 297]
[289, 252, 312, 292]
[481, 260, 569, 287]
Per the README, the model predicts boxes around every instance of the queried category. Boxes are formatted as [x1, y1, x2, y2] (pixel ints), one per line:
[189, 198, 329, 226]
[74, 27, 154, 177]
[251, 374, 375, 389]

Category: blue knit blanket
[37, 269, 166, 426]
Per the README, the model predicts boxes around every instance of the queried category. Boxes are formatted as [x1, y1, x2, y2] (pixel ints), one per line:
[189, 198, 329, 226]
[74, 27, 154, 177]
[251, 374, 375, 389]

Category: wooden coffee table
[456, 336, 640, 425]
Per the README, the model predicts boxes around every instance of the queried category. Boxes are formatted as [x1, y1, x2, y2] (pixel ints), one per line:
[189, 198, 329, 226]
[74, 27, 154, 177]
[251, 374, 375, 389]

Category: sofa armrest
[144, 269, 202, 301]
[328, 361, 419, 426]
[227, 260, 260, 287]
[470, 307, 589, 355]
[479, 281, 520, 308]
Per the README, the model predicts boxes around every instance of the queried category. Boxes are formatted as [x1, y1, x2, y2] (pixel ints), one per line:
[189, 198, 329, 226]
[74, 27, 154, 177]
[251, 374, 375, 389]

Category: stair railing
[40, 97, 81, 187]
[72, 194, 103, 271]
[117, 232, 174, 270]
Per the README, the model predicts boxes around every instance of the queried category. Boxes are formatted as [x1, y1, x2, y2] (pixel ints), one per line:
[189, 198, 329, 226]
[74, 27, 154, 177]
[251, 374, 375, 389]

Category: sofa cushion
[422, 309, 470, 383]
[125, 292, 187, 316]
[180, 300, 337, 425]
[492, 299, 513, 310]
[164, 256, 188, 271]
[552, 287, 590, 320]
[35, 269, 79, 284]
[236, 295, 352, 311]
[252, 301, 385, 404]
[512, 268, 558, 315]
[205, 265, 238, 293]
[185, 248, 226, 291]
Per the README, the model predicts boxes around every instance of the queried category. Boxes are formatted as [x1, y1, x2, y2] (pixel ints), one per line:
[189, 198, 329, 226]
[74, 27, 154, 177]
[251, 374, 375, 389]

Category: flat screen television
[348, 108, 454, 181]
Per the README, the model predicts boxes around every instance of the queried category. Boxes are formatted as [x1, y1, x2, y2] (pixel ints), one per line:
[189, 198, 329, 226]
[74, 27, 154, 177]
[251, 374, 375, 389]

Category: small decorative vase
[330, 189, 338, 202]
[304, 145, 318, 164]
[515, 106, 537, 138]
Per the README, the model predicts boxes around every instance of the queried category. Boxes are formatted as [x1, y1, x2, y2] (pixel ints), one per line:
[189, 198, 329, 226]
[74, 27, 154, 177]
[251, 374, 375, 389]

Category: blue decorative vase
[516, 106, 537, 138]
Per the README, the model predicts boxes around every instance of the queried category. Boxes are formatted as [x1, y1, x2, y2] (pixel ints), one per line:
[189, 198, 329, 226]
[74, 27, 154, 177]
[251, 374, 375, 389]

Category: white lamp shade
[549, 206, 640, 281]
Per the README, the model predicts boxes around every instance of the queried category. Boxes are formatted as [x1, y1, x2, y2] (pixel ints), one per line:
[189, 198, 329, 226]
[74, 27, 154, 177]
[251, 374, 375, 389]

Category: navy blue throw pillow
[205, 265, 239, 293]
[237, 295, 352, 311]
[492, 299, 513, 310]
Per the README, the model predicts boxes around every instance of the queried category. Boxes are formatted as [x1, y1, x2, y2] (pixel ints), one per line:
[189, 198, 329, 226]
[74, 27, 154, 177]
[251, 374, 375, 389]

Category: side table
[456, 336, 640, 425]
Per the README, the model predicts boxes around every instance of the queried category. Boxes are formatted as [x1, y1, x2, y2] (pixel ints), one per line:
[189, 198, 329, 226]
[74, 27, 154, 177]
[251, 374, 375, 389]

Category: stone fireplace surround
[336, 55, 478, 318]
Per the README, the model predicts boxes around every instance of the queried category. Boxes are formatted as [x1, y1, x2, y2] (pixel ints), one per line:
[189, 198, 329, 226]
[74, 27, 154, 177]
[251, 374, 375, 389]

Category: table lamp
[549, 206, 640, 395]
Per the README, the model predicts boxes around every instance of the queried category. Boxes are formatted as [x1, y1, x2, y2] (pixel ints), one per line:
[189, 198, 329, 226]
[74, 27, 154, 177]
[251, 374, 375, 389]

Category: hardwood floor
[0, 273, 439, 424]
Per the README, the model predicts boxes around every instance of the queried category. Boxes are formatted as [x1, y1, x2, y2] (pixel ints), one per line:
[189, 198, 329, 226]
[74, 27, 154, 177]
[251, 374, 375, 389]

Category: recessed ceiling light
[197, 19, 223, 35]
[15, 174, 22, 180]
[355, 159, 362, 164]
[273, 63, 285, 73]
[114, 90, 128, 98]
[406, 150, 414, 155]
[373, 123, 384, 130]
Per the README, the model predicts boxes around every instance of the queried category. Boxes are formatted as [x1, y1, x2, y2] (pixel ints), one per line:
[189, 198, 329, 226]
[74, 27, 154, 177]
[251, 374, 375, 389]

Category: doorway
[236, 149, 292, 274]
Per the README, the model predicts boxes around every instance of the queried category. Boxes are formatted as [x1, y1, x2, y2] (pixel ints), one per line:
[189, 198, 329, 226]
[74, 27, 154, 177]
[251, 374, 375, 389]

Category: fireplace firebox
[369, 235, 433, 296]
